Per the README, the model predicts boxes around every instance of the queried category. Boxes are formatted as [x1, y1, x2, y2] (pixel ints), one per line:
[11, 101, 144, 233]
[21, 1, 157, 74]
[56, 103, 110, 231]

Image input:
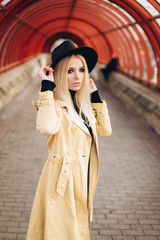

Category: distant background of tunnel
[0, 0, 160, 87]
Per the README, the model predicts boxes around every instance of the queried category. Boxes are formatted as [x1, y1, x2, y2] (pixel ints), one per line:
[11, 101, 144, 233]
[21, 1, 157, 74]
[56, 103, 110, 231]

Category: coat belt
[55, 157, 72, 197]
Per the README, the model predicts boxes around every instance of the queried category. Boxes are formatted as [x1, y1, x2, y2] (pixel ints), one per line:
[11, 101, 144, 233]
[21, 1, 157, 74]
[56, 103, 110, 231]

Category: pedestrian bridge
[0, 1, 160, 239]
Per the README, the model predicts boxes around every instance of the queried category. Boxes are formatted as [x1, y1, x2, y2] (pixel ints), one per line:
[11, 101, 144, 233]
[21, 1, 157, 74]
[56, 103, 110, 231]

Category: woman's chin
[70, 85, 81, 91]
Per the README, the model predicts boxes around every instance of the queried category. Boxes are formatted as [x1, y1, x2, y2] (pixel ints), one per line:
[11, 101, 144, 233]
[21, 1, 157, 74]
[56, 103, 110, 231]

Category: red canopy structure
[0, 0, 160, 88]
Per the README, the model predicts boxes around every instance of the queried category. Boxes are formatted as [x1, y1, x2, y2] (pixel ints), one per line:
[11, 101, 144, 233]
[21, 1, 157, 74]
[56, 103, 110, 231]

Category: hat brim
[50, 46, 98, 73]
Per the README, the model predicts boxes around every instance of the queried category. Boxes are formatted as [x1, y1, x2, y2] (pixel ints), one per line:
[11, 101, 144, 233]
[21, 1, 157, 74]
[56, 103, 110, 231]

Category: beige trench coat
[26, 90, 112, 240]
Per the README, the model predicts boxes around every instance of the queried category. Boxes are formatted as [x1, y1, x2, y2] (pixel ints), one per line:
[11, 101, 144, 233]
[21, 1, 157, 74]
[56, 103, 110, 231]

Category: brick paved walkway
[0, 75, 160, 240]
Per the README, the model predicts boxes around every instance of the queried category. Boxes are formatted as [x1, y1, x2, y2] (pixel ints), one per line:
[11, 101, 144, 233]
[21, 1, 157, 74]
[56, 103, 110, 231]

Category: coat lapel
[70, 112, 91, 136]
[57, 100, 91, 136]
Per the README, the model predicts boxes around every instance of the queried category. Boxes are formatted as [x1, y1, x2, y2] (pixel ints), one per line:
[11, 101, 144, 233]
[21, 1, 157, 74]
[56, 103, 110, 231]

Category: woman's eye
[80, 68, 85, 72]
[68, 69, 73, 74]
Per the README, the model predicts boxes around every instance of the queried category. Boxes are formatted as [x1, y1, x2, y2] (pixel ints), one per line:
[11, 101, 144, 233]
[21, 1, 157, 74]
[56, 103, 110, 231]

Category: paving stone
[90, 223, 106, 229]
[118, 219, 139, 224]
[108, 224, 130, 230]
[97, 219, 118, 224]
[139, 220, 160, 224]
[1, 211, 21, 217]
[147, 215, 160, 220]
[135, 237, 158, 240]
[17, 234, 27, 240]
[0, 227, 7, 233]
[0, 233, 17, 240]
[127, 214, 148, 219]
[152, 225, 160, 230]
[122, 230, 144, 235]
[99, 229, 122, 235]
[130, 224, 152, 230]
[112, 237, 135, 240]
[91, 236, 112, 240]
[7, 227, 27, 233]
[144, 230, 160, 235]
[90, 229, 99, 235]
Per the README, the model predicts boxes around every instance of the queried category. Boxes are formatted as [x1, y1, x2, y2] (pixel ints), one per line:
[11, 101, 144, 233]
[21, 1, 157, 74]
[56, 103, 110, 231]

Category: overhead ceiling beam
[64, 0, 77, 31]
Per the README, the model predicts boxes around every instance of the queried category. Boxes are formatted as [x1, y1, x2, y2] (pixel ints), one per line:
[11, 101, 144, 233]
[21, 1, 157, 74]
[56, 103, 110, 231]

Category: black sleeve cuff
[91, 90, 103, 103]
[41, 80, 56, 92]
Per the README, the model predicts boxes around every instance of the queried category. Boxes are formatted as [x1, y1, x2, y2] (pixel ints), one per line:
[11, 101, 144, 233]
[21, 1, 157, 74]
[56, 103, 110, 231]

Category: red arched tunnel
[0, 0, 160, 88]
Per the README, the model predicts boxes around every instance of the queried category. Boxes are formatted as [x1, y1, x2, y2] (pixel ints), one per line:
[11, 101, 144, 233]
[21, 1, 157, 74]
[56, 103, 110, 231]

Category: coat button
[93, 109, 97, 117]
[71, 126, 77, 133]
[67, 151, 72, 156]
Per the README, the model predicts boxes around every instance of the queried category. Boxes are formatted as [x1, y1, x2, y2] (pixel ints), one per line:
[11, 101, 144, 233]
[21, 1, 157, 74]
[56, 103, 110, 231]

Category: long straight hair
[53, 54, 95, 125]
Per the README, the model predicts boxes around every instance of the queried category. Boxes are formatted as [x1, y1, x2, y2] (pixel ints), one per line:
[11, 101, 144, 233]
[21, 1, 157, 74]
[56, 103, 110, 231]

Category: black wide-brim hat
[50, 40, 98, 73]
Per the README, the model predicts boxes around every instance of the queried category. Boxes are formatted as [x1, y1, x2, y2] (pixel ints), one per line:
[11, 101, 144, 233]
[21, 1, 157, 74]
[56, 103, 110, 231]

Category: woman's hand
[38, 66, 54, 82]
[90, 78, 97, 93]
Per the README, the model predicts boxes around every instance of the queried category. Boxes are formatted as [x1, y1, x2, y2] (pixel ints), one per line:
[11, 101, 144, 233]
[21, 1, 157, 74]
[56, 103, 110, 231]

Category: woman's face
[67, 56, 85, 91]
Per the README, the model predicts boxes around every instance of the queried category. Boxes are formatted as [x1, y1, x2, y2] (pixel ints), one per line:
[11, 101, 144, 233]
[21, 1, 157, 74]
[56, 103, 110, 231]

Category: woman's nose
[75, 71, 80, 79]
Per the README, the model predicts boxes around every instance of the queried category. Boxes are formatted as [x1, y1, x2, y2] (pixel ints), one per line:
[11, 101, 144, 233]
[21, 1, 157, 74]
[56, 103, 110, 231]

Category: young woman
[26, 40, 112, 240]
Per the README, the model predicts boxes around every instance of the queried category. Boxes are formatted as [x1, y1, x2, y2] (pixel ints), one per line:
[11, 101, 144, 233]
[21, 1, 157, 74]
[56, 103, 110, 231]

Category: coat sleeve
[92, 101, 112, 136]
[32, 91, 60, 135]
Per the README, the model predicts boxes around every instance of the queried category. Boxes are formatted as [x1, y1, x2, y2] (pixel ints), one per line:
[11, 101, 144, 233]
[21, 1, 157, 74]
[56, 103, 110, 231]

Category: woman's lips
[73, 82, 81, 85]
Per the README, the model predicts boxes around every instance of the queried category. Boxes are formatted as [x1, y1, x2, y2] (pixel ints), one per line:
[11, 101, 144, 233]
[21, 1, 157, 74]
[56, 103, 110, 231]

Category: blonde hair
[53, 54, 95, 125]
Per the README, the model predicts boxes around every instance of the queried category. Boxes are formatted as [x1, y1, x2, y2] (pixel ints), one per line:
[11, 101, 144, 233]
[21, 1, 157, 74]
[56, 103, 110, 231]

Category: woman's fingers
[42, 66, 54, 74]
[90, 78, 97, 93]
[38, 66, 54, 82]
